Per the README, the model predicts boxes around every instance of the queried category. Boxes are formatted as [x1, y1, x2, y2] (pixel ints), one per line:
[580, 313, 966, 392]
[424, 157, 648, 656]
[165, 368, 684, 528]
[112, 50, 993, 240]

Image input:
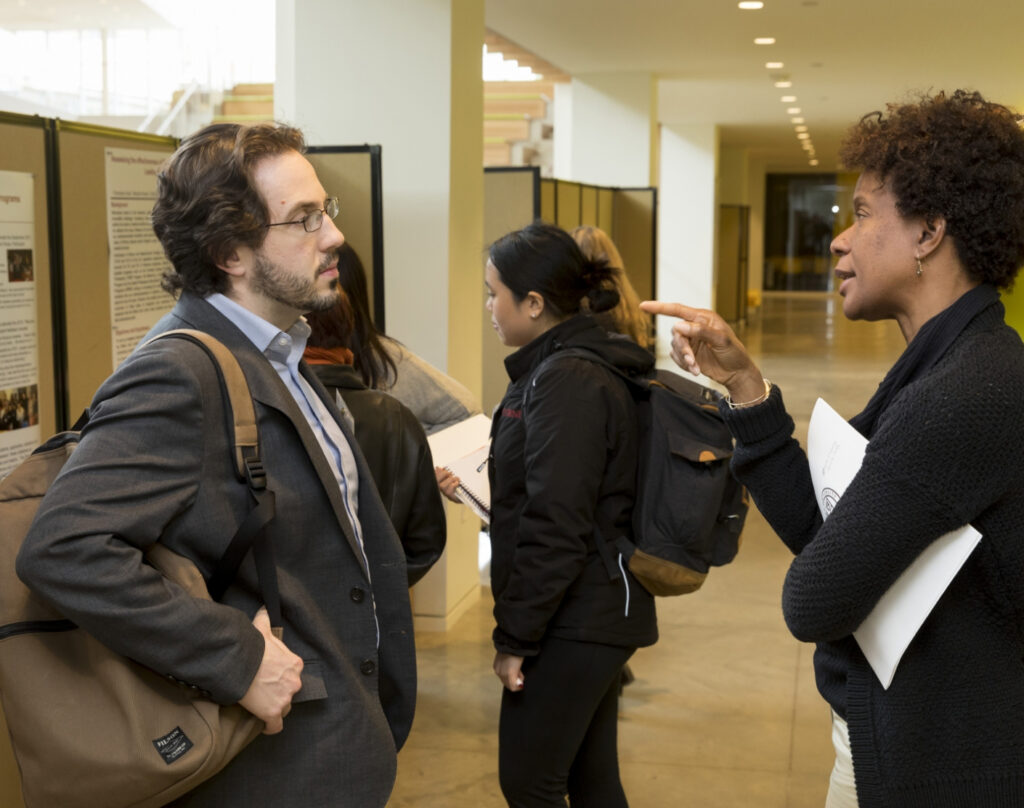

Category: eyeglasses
[264, 197, 339, 233]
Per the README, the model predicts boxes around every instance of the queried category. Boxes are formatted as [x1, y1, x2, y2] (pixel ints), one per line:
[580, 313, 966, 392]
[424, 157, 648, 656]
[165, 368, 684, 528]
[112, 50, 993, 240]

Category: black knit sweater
[722, 301, 1024, 807]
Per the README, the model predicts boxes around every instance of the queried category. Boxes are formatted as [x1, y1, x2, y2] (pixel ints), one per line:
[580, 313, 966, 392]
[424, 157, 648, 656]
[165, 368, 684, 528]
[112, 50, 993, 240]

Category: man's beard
[250, 251, 339, 314]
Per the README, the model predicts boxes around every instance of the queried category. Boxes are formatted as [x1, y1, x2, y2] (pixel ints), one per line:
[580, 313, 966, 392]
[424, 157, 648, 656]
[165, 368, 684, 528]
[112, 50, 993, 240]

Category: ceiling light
[791, 117, 805, 124]
[786, 107, 801, 114]
[738, 1, 764, 8]
[774, 81, 792, 88]
[781, 95, 797, 103]
[754, 37, 776, 45]
[797, 132, 810, 139]
[810, 159, 820, 166]
[795, 125, 808, 132]
[765, 61, 784, 69]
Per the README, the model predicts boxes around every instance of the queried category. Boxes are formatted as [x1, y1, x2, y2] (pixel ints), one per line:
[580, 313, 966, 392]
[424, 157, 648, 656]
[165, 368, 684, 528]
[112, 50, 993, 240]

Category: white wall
[556, 72, 653, 187]
[655, 123, 718, 352]
[276, 0, 454, 369]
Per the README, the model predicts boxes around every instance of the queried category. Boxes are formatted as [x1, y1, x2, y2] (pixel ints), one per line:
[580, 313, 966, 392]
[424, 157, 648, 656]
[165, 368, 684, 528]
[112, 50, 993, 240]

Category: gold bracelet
[726, 378, 772, 409]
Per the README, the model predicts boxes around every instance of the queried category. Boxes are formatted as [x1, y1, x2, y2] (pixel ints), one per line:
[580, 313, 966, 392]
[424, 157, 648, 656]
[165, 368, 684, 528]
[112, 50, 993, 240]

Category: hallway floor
[388, 292, 907, 807]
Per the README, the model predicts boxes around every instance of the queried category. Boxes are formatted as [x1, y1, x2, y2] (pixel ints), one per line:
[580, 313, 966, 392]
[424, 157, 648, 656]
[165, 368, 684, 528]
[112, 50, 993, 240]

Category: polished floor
[387, 292, 907, 807]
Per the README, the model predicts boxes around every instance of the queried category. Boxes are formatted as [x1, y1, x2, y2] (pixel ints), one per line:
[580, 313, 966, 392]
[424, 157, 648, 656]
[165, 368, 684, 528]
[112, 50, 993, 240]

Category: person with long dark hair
[485, 221, 658, 806]
[644, 90, 1024, 807]
[323, 242, 479, 435]
[305, 291, 446, 587]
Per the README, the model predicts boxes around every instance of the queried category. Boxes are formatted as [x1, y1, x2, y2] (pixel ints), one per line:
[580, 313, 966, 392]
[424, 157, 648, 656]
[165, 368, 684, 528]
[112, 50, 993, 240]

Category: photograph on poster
[0, 385, 38, 431]
[0, 169, 42, 479]
[6, 248, 33, 282]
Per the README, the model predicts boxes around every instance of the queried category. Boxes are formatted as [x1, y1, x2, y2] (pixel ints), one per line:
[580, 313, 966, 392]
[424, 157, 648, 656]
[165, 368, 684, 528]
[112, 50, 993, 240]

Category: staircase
[213, 83, 274, 125]
[484, 80, 556, 174]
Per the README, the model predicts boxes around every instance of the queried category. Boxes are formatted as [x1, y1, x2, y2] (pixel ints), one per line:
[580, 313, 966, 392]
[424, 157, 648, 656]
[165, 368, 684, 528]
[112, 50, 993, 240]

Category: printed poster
[105, 147, 173, 367]
[0, 170, 41, 479]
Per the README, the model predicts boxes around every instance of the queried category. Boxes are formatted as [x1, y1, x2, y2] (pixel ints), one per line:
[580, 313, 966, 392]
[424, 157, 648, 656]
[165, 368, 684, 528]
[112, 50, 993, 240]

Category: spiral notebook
[427, 414, 491, 524]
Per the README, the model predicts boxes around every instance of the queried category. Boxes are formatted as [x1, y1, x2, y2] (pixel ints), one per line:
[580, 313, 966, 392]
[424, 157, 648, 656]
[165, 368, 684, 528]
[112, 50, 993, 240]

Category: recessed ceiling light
[797, 132, 810, 140]
[781, 95, 797, 103]
[791, 117, 805, 124]
[754, 37, 776, 45]
[810, 159, 820, 166]
[774, 81, 792, 88]
[795, 125, 808, 132]
[765, 61, 784, 69]
[786, 107, 801, 114]
[738, 1, 764, 8]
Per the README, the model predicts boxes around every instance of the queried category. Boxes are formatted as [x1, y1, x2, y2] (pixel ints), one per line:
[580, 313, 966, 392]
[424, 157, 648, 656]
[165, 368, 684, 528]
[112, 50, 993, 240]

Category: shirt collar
[205, 292, 311, 367]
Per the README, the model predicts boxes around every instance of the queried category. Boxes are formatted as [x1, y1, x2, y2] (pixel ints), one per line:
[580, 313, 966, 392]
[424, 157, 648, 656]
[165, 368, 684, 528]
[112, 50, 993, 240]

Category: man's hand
[239, 607, 304, 734]
[493, 651, 525, 692]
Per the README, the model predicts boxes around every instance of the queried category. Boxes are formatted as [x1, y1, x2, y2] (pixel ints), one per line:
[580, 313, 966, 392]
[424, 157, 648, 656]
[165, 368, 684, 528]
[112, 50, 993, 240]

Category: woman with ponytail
[484, 221, 657, 807]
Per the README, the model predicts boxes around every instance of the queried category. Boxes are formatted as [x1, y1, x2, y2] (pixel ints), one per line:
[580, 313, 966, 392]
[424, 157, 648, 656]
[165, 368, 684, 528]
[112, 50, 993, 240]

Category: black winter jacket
[489, 315, 658, 655]
[312, 363, 446, 586]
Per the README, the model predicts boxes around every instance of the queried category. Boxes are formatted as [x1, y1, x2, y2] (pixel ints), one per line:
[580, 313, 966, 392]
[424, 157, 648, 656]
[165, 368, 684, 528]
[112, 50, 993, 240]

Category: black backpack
[528, 347, 748, 596]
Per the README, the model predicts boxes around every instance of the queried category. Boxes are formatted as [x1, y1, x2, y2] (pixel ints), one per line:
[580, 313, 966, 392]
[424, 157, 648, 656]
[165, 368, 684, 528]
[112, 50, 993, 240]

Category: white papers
[427, 413, 491, 524]
[807, 398, 981, 689]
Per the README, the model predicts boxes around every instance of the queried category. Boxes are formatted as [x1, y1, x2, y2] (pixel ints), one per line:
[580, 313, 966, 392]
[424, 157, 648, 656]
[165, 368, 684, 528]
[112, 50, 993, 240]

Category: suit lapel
[157, 294, 369, 576]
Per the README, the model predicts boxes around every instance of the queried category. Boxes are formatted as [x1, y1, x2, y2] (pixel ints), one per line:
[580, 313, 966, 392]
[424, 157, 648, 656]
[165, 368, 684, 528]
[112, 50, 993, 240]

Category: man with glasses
[18, 123, 416, 807]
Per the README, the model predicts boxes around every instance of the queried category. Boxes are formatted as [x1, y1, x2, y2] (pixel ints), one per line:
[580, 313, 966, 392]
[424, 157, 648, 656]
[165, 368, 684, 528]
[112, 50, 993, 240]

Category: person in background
[571, 225, 654, 352]
[485, 221, 657, 807]
[643, 89, 1024, 808]
[332, 242, 481, 435]
[305, 294, 447, 587]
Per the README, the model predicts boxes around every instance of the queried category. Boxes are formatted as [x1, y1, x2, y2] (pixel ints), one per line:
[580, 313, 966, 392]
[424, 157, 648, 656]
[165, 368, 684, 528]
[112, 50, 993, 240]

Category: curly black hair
[152, 122, 305, 298]
[839, 89, 1024, 290]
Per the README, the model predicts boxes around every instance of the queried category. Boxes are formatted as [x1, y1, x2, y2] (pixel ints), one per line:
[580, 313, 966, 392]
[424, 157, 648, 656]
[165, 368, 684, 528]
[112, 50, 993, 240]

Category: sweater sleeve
[721, 384, 824, 557]
[779, 347, 1024, 642]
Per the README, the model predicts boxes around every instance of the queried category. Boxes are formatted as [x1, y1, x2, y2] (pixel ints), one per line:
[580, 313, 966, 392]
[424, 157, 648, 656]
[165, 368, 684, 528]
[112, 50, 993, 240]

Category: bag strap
[523, 346, 640, 581]
[144, 329, 282, 627]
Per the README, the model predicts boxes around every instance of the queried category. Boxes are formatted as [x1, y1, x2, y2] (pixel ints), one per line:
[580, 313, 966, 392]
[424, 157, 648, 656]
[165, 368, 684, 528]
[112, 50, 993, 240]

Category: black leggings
[498, 636, 635, 807]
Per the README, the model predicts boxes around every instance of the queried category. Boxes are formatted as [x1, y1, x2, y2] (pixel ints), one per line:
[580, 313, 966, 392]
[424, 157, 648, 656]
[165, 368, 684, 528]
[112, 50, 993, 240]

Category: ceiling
[486, 0, 1024, 172]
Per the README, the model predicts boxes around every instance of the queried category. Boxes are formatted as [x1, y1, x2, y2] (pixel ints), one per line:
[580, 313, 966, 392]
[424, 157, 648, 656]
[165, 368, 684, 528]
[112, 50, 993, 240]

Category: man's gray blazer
[18, 292, 416, 807]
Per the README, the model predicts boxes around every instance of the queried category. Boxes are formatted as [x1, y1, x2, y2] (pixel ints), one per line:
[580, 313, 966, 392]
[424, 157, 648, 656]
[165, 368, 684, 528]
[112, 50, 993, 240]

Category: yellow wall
[1003, 286, 1024, 337]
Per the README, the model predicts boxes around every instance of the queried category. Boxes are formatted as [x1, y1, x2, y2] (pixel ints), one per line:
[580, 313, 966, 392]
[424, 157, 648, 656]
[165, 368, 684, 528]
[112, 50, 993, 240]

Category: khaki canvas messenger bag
[0, 330, 281, 808]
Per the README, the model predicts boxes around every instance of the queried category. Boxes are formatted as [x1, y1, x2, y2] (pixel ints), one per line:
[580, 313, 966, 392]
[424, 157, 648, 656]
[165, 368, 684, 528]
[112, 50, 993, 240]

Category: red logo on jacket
[501, 407, 522, 419]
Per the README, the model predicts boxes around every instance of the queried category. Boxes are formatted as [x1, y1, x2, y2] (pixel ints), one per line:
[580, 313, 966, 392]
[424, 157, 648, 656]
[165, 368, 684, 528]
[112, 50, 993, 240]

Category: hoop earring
[915, 256, 923, 278]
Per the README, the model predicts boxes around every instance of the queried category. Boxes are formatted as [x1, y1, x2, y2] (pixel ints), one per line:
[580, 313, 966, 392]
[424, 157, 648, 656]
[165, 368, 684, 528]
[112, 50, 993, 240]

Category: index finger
[640, 300, 702, 320]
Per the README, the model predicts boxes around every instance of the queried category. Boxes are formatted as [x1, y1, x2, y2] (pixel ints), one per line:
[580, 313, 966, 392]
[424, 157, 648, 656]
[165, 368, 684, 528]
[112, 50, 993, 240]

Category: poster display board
[0, 170, 40, 478]
[104, 147, 175, 367]
[56, 123, 177, 419]
[305, 146, 385, 328]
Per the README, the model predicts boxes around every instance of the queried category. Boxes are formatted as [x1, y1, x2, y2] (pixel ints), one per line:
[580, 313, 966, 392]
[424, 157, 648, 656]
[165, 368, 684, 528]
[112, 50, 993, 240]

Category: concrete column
[553, 72, 657, 187]
[277, 0, 485, 631]
[656, 123, 718, 354]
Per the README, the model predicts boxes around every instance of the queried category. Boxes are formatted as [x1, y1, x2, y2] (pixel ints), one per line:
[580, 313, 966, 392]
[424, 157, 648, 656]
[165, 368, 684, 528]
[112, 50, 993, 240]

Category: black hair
[488, 221, 619, 318]
[840, 89, 1024, 289]
[304, 242, 397, 389]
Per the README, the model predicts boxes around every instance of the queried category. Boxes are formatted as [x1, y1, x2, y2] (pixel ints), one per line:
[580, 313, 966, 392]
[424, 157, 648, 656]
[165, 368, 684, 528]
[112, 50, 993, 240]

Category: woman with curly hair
[644, 90, 1024, 807]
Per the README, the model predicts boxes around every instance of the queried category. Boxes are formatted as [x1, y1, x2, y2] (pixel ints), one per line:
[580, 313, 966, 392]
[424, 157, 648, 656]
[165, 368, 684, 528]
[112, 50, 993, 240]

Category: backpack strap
[144, 330, 281, 627]
[523, 346, 643, 582]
